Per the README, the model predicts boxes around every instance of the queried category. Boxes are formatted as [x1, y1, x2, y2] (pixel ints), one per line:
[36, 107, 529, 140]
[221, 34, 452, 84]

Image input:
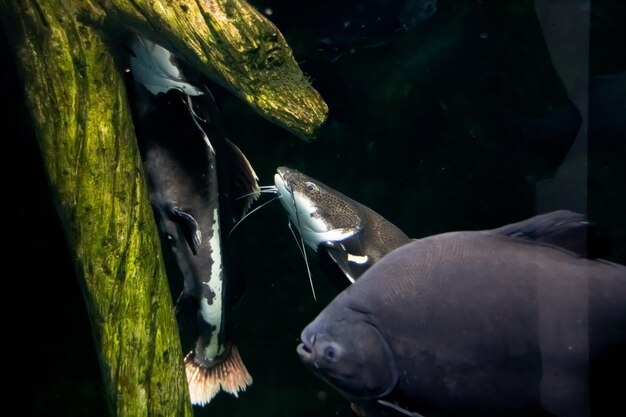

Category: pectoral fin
[169, 207, 202, 254]
[318, 241, 358, 285]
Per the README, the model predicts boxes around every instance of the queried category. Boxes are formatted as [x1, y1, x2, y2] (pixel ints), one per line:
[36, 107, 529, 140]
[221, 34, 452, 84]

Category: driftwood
[0, 1, 327, 416]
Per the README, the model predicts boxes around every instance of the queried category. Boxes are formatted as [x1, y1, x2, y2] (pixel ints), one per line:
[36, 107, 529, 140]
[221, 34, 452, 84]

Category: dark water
[3, 1, 625, 416]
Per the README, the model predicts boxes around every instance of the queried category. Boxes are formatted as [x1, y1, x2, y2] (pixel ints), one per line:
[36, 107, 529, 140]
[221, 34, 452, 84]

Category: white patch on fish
[209, 207, 223, 287]
[347, 254, 369, 264]
[199, 298, 223, 361]
[129, 36, 204, 96]
[198, 208, 223, 361]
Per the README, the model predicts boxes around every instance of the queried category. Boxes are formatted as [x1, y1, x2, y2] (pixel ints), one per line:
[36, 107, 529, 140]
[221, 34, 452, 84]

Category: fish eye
[324, 346, 336, 361]
[305, 182, 317, 192]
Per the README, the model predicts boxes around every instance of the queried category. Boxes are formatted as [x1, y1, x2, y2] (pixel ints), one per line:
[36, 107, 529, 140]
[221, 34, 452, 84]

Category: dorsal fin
[488, 210, 592, 257]
[224, 139, 260, 220]
[189, 85, 260, 222]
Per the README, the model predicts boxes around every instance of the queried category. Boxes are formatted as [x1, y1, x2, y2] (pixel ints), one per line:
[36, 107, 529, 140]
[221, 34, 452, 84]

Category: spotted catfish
[274, 166, 411, 288]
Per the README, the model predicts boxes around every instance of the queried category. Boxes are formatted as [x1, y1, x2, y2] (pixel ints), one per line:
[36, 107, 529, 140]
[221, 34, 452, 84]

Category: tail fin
[184, 345, 253, 406]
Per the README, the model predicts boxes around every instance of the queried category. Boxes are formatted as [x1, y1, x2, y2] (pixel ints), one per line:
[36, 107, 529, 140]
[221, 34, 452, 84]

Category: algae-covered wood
[0, 1, 193, 416]
[1, 0, 327, 415]
[88, 0, 328, 141]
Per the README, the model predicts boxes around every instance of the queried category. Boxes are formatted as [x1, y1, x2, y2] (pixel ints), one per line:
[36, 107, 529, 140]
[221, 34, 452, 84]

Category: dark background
[2, 1, 625, 416]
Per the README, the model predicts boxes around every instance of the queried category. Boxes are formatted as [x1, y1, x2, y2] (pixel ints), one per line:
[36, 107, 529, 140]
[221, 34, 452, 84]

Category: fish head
[274, 166, 362, 252]
[296, 298, 398, 400]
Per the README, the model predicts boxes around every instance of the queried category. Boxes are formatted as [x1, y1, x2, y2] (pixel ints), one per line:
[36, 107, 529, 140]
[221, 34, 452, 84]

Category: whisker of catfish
[229, 194, 280, 237]
[287, 221, 316, 302]
[299, 227, 316, 302]
[287, 220, 306, 259]
[290, 193, 317, 302]
[235, 188, 278, 201]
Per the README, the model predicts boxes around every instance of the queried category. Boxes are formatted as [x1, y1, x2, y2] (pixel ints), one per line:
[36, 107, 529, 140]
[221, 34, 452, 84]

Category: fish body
[128, 36, 258, 405]
[274, 166, 411, 286]
[297, 211, 626, 417]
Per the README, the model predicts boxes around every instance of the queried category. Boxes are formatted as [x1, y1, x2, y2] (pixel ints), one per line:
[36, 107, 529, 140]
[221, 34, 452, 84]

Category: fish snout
[274, 167, 295, 199]
[296, 342, 312, 359]
[276, 166, 299, 184]
[297, 330, 317, 363]
[274, 174, 290, 202]
[276, 166, 289, 178]
[275, 167, 293, 186]
[299, 330, 316, 349]
[297, 341, 316, 369]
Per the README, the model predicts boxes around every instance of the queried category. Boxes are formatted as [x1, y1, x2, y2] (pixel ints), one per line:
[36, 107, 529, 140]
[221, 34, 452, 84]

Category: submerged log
[1, 2, 193, 416]
[0, 0, 327, 416]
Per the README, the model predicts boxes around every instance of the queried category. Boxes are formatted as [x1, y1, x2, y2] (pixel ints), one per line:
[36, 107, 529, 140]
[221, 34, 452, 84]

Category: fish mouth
[274, 167, 293, 198]
[296, 342, 312, 358]
[297, 328, 315, 361]
[274, 168, 300, 232]
[296, 341, 316, 369]
[297, 329, 316, 362]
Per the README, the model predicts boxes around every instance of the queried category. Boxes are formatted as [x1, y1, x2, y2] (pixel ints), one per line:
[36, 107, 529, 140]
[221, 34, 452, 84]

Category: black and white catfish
[297, 210, 626, 417]
[127, 36, 259, 405]
[274, 166, 412, 288]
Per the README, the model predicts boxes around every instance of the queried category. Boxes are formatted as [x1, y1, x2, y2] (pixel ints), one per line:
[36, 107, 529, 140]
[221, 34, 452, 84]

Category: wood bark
[1, 1, 327, 414]
[1, 1, 191, 416]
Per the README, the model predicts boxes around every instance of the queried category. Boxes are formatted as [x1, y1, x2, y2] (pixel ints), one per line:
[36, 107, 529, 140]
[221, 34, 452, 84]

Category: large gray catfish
[297, 210, 626, 417]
